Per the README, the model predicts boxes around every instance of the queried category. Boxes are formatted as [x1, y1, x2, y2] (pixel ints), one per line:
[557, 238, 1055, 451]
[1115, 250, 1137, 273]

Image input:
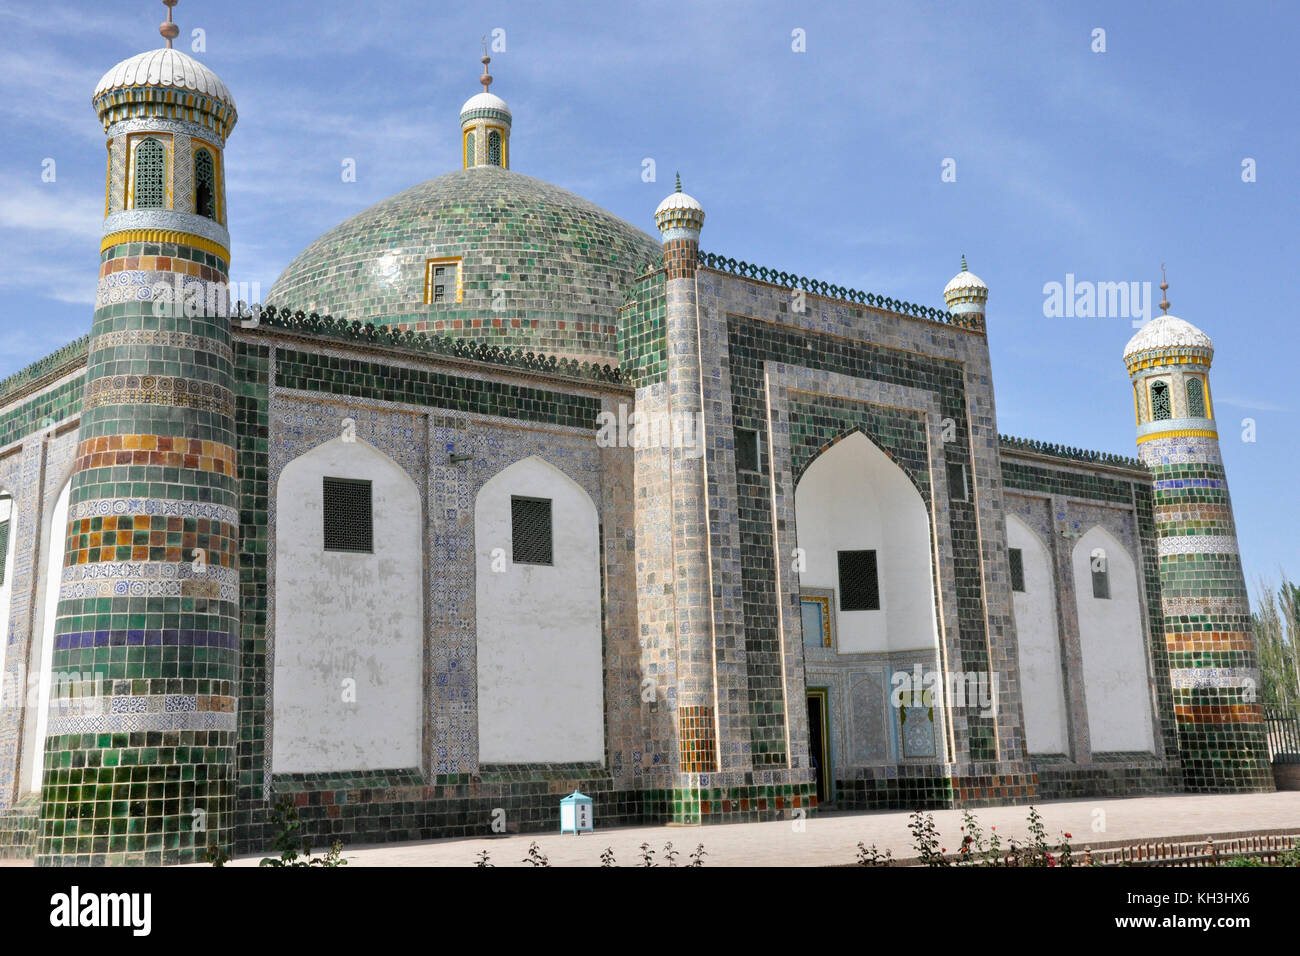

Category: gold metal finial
[479, 36, 493, 92]
[1159, 263, 1170, 315]
[160, 0, 180, 48]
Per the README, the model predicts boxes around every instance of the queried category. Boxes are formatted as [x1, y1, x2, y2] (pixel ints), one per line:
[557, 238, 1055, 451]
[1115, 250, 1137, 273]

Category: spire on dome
[961, 253, 968, 272]
[480, 38, 493, 92]
[160, 0, 179, 49]
[675, 172, 682, 193]
[1159, 263, 1170, 315]
[461, 43, 511, 169]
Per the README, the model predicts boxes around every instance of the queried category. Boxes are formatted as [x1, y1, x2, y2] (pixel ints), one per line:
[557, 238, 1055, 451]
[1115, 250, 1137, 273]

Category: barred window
[837, 549, 880, 611]
[194, 147, 216, 220]
[488, 130, 502, 166]
[1186, 377, 1206, 418]
[133, 137, 167, 209]
[1009, 547, 1025, 592]
[511, 495, 553, 565]
[735, 428, 760, 473]
[1090, 548, 1110, 600]
[322, 477, 373, 553]
[947, 461, 968, 502]
[424, 258, 461, 304]
[465, 131, 475, 166]
[1150, 380, 1171, 421]
[0, 516, 9, 586]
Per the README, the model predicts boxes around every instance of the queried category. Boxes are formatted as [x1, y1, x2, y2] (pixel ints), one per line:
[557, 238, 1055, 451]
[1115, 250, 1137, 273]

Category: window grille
[837, 549, 880, 611]
[1009, 547, 1025, 592]
[511, 495, 553, 565]
[1090, 548, 1110, 599]
[947, 461, 968, 501]
[735, 428, 760, 473]
[1186, 377, 1206, 418]
[194, 148, 216, 219]
[322, 477, 373, 553]
[134, 138, 167, 209]
[1150, 381, 1171, 421]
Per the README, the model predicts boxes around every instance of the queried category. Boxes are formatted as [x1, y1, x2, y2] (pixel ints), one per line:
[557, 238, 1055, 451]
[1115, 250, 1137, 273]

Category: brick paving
[218, 790, 1300, 867]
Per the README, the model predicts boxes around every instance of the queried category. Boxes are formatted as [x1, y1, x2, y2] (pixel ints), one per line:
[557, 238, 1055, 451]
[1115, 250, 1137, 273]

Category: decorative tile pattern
[268, 166, 661, 365]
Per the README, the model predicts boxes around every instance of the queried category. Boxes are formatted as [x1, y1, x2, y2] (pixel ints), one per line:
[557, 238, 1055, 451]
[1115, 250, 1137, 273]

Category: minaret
[943, 254, 989, 327]
[1123, 270, 1272, 792]
[460, 47, 511, 168]
[37, 0, 241, 865]
[650, 177, 719, 787]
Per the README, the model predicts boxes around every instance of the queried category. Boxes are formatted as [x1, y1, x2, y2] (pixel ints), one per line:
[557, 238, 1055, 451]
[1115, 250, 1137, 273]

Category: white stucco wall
[31, 480, 70, 791]
[1006, 515, 1069, 754]
[1072, 526, 1155, 753]
[794, 431, 938, 653]
[474, 456, 604, 764]
[272, 438, 423, 774]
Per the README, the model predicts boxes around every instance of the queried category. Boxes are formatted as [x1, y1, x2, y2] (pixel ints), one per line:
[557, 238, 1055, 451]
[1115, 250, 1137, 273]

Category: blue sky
[1, 0, 1296, 592]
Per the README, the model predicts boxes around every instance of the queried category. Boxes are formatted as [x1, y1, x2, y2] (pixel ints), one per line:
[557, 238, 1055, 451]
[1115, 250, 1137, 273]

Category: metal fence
[1265, 705, 1300, 764]
[1086, 834, 1298, 868]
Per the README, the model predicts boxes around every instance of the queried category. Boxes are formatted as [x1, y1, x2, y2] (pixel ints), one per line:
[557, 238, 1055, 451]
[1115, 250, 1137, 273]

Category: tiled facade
[0, 24, 1273, 864]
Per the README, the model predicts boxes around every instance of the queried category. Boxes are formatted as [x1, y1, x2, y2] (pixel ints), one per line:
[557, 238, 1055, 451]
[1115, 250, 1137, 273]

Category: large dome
[269, 165, 661, 364]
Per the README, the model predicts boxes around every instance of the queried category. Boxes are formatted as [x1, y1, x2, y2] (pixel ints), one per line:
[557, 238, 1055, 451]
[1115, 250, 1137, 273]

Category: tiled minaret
[37, 1, 242, 865]
[1123, 271, 1272, 792]
[460, 51, 511, 169]
[651, 178, 719, 782]
[942, 254, 989, 330]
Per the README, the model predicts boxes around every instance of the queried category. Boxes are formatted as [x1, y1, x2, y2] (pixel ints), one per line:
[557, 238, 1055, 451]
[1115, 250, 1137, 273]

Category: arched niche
[1006, 514, 1069, 754]
[26, 478, 71, 792]
[272, 437, 423, 774]
[474, 455, 604, 764]
[1071, 526, 1155, 753]
[794, 431, 938, 654]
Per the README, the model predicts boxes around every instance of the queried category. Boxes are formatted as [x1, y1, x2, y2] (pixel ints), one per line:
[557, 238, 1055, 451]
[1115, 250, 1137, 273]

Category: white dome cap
[1123, 314, 1214, 361]
[654, 189, 704, 218]
[654, 174, 705, 236]
[460, 91, 511, 119]
[943, 254, 988, 297]
[94, 48, 235, 109]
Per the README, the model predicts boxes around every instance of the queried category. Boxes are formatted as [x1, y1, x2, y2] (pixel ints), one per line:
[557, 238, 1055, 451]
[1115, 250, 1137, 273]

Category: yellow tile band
[100, 229, 230, 264]
[1136, 428, 1219, 445]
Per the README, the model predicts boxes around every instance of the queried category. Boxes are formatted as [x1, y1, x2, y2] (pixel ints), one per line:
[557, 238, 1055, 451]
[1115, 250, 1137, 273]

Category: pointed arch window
[464, 131, 476, 167]
[487, 130, 502, 166]
[1186, 376, 1206, 418]
[1149, 380, 1171, 421]
[133, 137, 167, 209]
[194, 147, 217, 220]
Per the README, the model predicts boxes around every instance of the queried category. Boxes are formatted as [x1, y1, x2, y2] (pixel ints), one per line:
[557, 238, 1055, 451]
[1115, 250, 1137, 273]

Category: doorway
[806, 688, 830, 805]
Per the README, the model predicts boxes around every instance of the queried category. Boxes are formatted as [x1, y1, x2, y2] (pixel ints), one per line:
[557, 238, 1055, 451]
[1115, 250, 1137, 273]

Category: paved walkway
[223, 790, 1300, 867]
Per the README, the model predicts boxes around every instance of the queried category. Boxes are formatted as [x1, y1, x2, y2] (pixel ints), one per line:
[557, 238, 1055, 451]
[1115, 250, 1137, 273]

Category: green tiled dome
[269, 165, 661, 364]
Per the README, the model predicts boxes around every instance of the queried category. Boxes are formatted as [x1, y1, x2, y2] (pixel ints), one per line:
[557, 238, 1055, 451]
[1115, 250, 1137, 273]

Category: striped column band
[37, 236, 240, 866]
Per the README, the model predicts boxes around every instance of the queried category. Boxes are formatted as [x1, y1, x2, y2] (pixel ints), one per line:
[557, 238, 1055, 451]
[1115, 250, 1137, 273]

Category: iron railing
[1265, 704, 1300, 764]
